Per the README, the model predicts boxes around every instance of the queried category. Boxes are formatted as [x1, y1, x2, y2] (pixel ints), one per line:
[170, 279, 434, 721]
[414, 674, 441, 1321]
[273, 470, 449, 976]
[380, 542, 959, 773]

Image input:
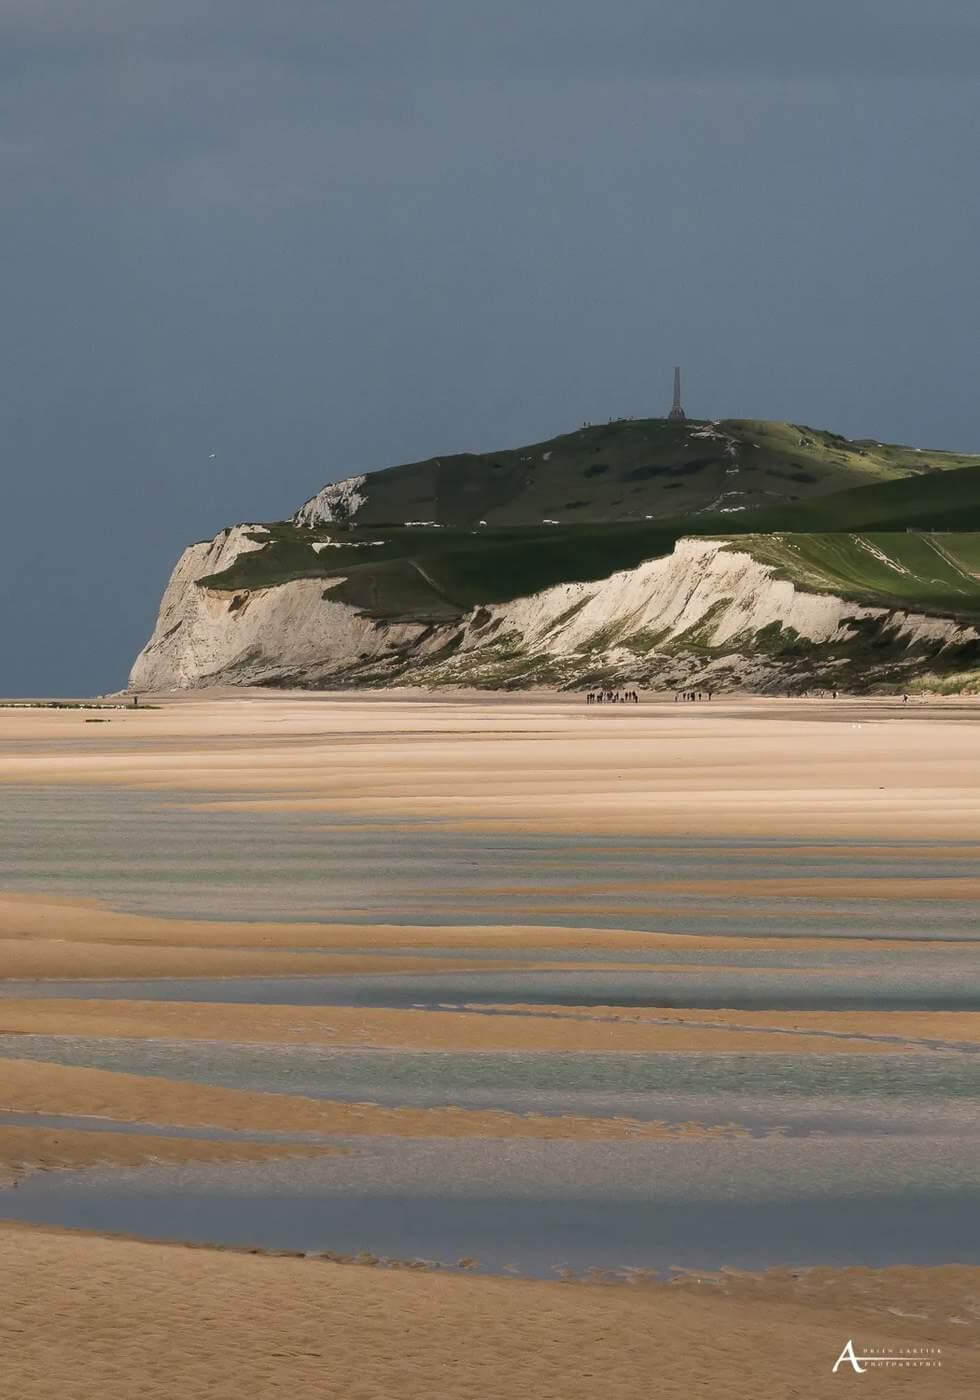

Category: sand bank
[1, 1222, 974, 1399]
[3, 892, 955, 955]
[0, 943, 872, 980]
[0, 1125, 334, 1188]
[1, 692, 978, 839]
[4, 897, 880, 980]
[0, 1058, 744, 1143]
[0, 998, 946, 1053]
[479, 1004, 980, 1047]
[0, 937, 666, 982]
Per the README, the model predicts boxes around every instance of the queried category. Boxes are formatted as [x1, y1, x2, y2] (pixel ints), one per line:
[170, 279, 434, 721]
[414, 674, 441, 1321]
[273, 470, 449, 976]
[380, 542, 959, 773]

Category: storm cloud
[2, 2, 978, 692]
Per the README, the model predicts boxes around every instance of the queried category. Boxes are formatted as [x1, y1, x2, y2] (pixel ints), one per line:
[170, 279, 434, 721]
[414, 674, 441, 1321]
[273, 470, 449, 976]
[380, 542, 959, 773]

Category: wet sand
[1, 689, 979, 838]
[0, 1058, 740, 1151]
[4, 889, 965, 959]
[0, 997, 958, 1053]
[2, 1222, 973, 1399]
[2, 692, 979, 1396]
[0, 1126, 334, 1189]
[0, 935, 665, 982]
[475, 1003, 980, 1046]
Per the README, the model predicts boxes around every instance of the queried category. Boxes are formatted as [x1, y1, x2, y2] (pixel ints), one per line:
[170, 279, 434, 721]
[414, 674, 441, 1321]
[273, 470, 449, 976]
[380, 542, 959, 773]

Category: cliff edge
[130, 417, 980, 694]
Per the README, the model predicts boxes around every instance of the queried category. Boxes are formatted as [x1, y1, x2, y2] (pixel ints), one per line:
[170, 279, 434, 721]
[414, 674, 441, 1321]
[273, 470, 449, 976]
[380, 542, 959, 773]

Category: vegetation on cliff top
[199, 446, 980, 625]
[291, 417, 980, 529]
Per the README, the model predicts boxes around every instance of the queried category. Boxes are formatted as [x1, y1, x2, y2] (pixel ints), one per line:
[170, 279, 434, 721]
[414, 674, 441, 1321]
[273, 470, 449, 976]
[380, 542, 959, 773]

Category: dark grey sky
[3, 1, 979, 694]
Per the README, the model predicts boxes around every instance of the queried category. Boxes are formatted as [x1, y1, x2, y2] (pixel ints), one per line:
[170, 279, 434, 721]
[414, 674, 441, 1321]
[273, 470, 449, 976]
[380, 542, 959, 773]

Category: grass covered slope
[754, 460, 980, 533]
[294, 418, 980, 528]
[202, 456, 980, 625]
[148, 415, 980, 694]
[727, 533, 980, 618]
[200, 521, 682, 620]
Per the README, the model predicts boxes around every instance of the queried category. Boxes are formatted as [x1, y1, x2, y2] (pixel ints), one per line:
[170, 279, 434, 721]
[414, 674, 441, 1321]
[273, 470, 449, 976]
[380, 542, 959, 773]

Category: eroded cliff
[131, 529, 979, 693]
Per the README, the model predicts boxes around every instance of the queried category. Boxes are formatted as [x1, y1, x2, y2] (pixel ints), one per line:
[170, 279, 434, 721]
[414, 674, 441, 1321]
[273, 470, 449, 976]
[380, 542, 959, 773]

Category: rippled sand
[2, 1223, 973, 1399]
[2, 692, 979, 1397]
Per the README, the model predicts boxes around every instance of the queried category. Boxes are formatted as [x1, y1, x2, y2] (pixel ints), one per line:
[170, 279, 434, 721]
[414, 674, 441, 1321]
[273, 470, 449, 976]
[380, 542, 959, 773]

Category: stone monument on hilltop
[668, 366, 686, 421]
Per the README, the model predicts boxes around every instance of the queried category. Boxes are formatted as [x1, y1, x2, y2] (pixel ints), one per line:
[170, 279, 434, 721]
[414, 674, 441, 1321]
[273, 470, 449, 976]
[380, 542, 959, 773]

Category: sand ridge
[0, 997, 953, 1053]
[4, 890, 962, 954]
[472, 1003, 980, 1046]
[0, 1058, 746, 1145]
[0, 937, 700, 982]
[0, 1125, 336, 1188]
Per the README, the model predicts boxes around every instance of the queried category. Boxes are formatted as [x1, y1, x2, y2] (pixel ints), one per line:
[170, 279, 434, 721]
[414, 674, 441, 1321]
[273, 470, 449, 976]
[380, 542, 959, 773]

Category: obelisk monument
[668, 366, 686, 421]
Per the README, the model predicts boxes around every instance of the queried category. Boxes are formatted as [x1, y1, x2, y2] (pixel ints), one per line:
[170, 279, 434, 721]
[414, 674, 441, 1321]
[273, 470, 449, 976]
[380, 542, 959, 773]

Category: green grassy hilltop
[182, 415, 980, 693]
[203, 440, 980, 622]
[128, 409, 980, 694]
[294, 417, 980, 528]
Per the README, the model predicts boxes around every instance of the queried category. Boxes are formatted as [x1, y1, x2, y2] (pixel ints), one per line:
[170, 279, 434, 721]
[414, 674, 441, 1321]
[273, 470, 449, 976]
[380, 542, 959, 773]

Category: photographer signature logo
[833, 1339, 942, 1374]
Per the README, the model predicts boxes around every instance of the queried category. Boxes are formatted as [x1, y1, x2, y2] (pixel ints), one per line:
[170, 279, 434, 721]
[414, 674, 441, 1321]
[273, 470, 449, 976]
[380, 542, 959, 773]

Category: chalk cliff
[130, 416, 980, 692]
[130, 530, 979, 693]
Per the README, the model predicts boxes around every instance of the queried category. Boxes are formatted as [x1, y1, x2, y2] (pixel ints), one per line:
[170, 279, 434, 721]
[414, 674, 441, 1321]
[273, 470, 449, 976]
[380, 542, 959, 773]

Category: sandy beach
[2, 691, 978, 1396]
[3, 1222, 973, 1399]
[1, 690, 979, 837]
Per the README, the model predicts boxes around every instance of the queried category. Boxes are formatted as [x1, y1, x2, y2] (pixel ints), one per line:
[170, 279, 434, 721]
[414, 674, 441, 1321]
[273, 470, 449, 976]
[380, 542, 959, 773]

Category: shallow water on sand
[0, 1110, 332, 1144]
[1, 785, 978, 939]
[3, 781, 979, 1274]
[2, 1137, 978, 1275]
[4, 966, 978, 1011]
[2, 1036, 978, 1136]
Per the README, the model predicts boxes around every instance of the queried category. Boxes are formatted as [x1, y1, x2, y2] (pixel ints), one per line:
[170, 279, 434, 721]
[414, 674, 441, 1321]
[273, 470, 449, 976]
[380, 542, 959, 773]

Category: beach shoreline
[2, 692, 978, 1395]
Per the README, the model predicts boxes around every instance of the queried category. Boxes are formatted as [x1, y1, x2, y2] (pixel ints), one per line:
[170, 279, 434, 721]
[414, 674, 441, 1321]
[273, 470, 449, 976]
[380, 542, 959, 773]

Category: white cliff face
[131, 533, 979, 692]
[474, 538, 876, 656]
[293, 475, 367, 527]
[130, 524, 436, 690]
[447, 538, 978, 683]
[130, 527, 266, 689]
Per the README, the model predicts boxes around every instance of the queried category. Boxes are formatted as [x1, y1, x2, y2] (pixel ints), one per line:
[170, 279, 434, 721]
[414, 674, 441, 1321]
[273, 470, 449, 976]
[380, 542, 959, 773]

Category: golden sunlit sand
[0, 1058, 741, 1159]
[1, 689, 979, 838]
[0, 996, 959, 1053]
[2, 692, 979, 1397]
[2, 1223, 974, 1400]
[3, 888, 964, 957]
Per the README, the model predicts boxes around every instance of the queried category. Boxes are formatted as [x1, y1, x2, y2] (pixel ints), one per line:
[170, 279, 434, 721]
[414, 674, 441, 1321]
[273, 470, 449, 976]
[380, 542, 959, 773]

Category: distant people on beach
[587, 690, 639, 704]
[674, 690, 711, 702]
